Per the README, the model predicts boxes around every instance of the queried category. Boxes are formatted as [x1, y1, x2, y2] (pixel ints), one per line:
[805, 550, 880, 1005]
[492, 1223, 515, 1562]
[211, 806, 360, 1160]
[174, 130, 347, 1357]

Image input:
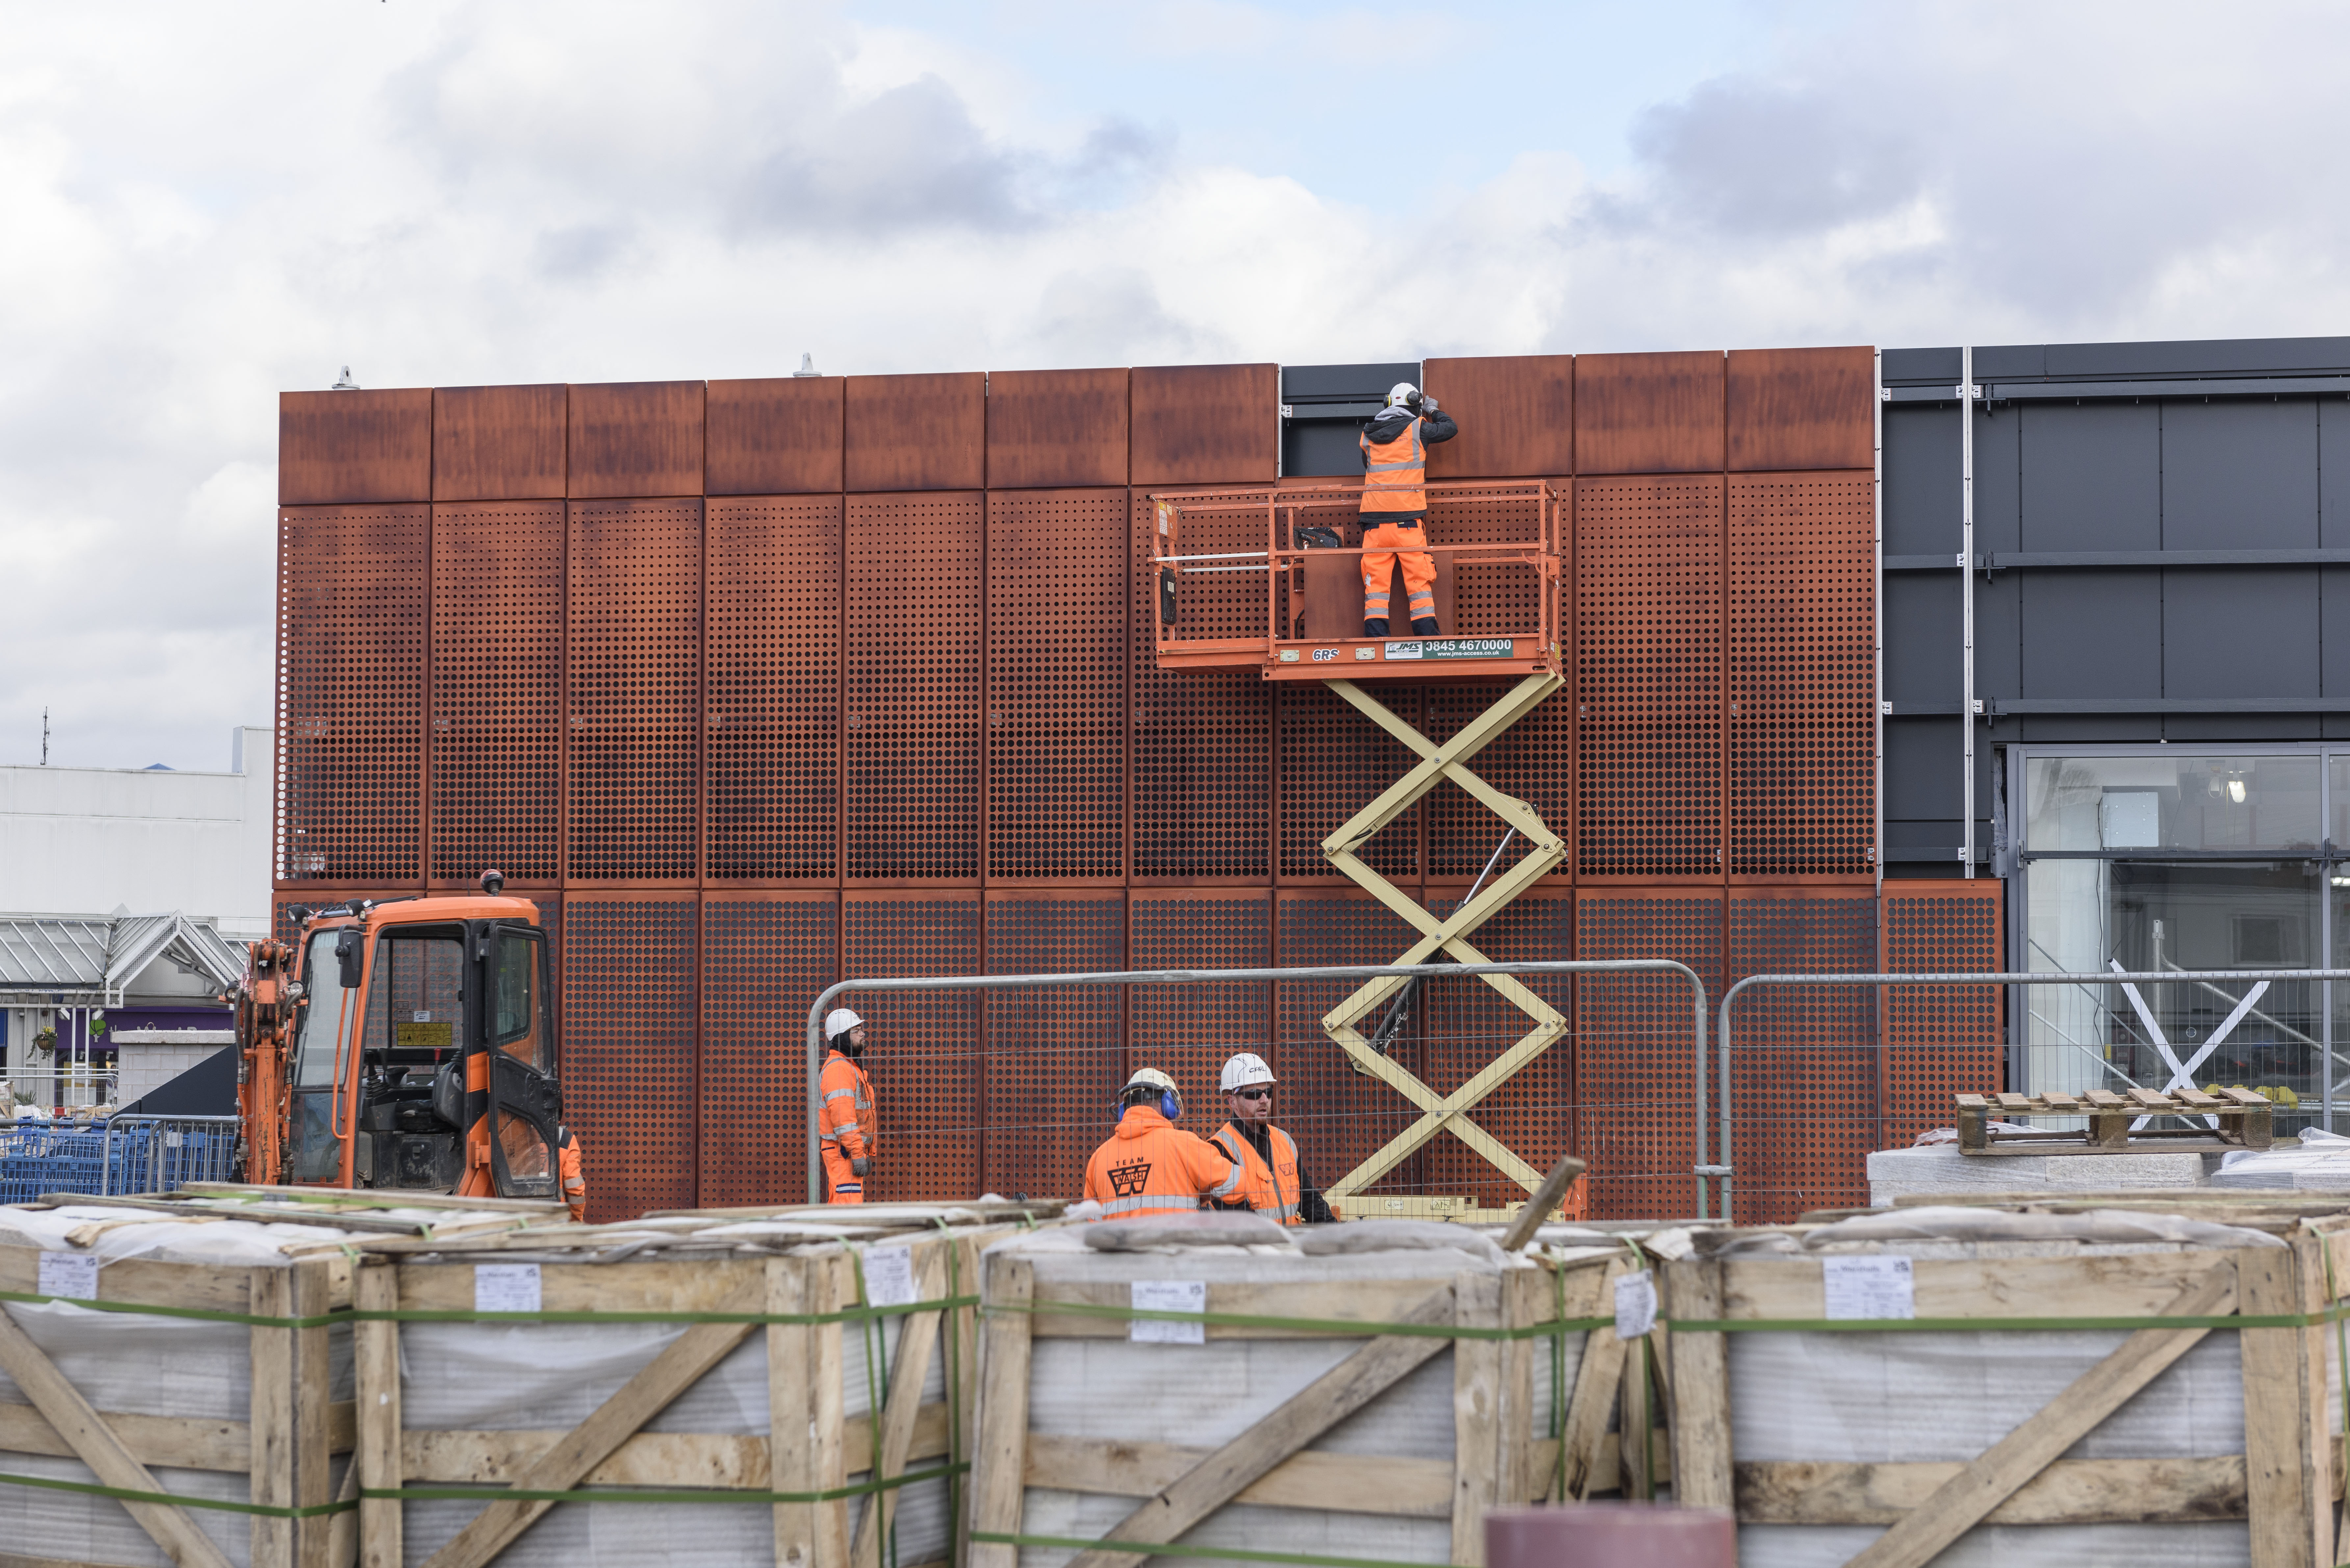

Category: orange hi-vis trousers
[1362, 521, 1435, 626]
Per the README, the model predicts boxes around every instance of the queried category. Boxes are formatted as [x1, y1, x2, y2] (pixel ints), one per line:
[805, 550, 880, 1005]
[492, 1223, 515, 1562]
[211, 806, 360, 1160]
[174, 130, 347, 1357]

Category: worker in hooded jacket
[1083, 1068, 1244, 1218]
[1208, 1053, 1338, 1225]
[1357, 381, 1459, 638]
[819, 1007, 875, 1204]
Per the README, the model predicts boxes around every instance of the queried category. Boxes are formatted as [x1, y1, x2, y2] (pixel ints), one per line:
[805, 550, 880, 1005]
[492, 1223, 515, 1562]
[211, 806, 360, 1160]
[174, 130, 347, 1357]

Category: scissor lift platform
[1149, 482, 1562, 681]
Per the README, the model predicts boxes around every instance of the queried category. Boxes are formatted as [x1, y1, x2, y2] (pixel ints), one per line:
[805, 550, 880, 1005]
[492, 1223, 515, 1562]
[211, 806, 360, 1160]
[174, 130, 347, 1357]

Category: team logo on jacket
[1107, 1160, 1152, 1197]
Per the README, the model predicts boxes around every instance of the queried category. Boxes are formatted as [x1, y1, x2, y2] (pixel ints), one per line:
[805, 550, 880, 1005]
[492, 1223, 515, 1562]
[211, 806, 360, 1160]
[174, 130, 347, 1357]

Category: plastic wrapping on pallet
[1866, 1142, 2208, 1205]
[2208, 1126, 2350, 1190]
[0, 1202, 375, 1264]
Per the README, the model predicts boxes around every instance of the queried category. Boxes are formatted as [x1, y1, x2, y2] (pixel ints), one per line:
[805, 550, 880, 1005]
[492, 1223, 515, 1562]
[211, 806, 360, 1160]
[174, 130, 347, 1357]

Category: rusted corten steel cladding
[274, 349, 1997, 1224]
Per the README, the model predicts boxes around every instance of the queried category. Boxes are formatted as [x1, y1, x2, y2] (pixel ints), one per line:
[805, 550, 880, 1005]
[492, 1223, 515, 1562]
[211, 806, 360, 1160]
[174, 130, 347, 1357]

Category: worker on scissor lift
[1083, 1068, 1244, 1218]
[819, 1008, 875, 1204]
[1358, 381, 1459, 639]
[1208, 1053, 1339, 1224]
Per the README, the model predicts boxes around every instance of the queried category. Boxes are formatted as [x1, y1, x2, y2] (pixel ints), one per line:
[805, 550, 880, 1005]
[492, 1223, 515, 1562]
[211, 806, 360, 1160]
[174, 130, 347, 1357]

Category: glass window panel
[2024, 755, 2320, 851]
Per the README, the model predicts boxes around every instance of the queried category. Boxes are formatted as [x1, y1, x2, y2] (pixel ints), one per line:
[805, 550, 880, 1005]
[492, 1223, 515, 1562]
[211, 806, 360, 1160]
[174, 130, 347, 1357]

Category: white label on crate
[1823, 1255, 1914, 1321]
[1130, 1280, 1207, 1344]
[863, 1247, 917, 1308]
[475, 1263, 542, 1314]
[37, 1252, 97, 1301]
[1613, 1270, 1657, 1339]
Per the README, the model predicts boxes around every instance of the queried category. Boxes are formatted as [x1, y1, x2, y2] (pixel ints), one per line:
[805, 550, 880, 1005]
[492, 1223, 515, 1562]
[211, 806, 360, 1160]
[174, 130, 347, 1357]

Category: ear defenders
[1110, 1088, 1184, 1124]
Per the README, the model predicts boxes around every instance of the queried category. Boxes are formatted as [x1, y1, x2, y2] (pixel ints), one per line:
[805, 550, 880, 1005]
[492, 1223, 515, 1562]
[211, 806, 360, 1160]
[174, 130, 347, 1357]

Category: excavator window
[360, 927, 465, 1060]
[289, 928, 355, 1181]
[490, 929, 548, 1072]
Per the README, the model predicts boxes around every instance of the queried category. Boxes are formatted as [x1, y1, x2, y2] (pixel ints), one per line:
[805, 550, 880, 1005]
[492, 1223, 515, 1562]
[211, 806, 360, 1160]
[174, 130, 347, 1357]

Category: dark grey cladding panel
[1284, 421, 1372, 478]
[1971, 345, 2047, 380]
[2326, 404, 2350, 547]
[1883, 405, 1958, 554]
[2161, 570, 2318, 699]
[2020, 572, 2161, 698]
[2017, 714, 2163, 743]
[2163, 713, 2322, 742]
[2043, 336, 2350, 379]
[1976, 573, 2020, 699]
[2020, 403, 2159, 551]
[1885, 719, 1963, 819]
[1883, 576, 1958, 702]
[2161, 402, 2319, 551]
[1976, 407, 2021, 554]
[2328, 569, 2350, 696]
[1883, 347, 1960, 383]
[1281, 362, 1420, 398]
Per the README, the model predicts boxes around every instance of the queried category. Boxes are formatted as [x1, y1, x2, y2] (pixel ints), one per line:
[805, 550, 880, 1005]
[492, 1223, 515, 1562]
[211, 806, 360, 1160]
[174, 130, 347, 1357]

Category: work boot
[1363, 618, 1388, 638]
[1411, 617, 1440, 637]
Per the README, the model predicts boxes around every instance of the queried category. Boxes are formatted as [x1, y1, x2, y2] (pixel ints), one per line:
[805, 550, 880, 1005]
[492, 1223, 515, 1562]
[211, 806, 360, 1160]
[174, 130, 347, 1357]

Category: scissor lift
[1150, 482, 1568, 1210]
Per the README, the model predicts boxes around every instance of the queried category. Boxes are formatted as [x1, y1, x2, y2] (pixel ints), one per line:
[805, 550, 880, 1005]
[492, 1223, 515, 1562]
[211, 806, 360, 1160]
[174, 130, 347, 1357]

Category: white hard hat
[1125, 1067, 1179, 1094]
[1386, 381, 1419, 408]
[1219, 1052, 1277, 1092]
[825, 1008, 864, 1039]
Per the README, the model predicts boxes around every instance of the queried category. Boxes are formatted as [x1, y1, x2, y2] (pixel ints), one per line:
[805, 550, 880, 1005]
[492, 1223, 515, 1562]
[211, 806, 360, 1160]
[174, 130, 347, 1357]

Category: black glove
[850, 1156, 872, 1178]
[1419, 395, 1439, 415]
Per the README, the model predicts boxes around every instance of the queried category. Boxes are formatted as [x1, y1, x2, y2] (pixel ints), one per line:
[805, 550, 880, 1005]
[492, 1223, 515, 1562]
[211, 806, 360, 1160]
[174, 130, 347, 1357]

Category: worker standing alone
[1208, 1054, 1338, 1225]
[819, 1007, 876, 1204]
[1083, 1068, 1244, 1218]
[1358, 382, 1459, 638]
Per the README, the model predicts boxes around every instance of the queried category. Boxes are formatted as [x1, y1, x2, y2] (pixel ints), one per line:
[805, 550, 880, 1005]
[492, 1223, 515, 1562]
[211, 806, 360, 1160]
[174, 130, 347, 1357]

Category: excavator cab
[246, 875, 566, 1201]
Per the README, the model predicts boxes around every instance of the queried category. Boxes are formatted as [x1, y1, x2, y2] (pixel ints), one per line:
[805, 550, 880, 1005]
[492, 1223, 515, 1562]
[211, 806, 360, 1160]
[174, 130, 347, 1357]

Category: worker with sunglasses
[1209, 1053, 1339, 1225]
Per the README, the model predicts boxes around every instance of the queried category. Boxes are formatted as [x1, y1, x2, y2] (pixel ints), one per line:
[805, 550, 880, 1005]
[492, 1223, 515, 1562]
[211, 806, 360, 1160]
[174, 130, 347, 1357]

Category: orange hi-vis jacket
[557, 1126, 587, 1223]
[819, 1049, 874, 1202]
[1211, 1120, 1302, 1224]
[1083, 1106, 1243, 1218]
[1358, 417, 1430, 518]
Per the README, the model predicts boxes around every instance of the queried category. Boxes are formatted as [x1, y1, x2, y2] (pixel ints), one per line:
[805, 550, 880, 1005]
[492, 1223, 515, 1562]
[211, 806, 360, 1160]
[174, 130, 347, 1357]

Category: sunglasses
[1232, 1087, 1273, 1101]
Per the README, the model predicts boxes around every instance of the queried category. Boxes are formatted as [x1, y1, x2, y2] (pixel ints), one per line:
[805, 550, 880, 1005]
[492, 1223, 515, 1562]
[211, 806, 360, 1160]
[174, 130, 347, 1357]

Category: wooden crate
[1956, 1088, 2275, 1154]
[1663, 1221, 2349, 1566]
[357, 1221, 1017, 1568]
[0, 1239, 353, 1568]
[964, 1234, 1615, 1568]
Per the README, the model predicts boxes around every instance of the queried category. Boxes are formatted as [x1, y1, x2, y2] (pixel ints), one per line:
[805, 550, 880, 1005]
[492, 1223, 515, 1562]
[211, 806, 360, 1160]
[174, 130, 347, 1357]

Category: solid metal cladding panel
[1727, 472, 1874, 878]
[845, 492, 984, 880]
[1274, 892, 1426, 1197]
[1418, 893, 1573, 1207]
[2164, 569, 2319, 700]
[1277, 683, 1422, 884]
[842, 895, 982, 1201]
[430, 502, 563, 886]
[279, 390, 431, 505]
[1130, 364, 1278, 486]
[1726, 890, 1877, 1224]
[984, 894, 1124, 1201]
[276, 505, 428, 886]
[1575, 475, 1722, 878]
[1423, 683, 1570, 882]
[2159, 399, 2320, 551]
[706, 377, 845, 495]
[1421, 355, 1573, 479]
[562, 897, 697, 1221]
[1573, 352, 1724, 475]
[844, 373, 986, 493]
[1128, 890, 1272, 1135]
[1882, 404, 1959, 557]
[2019, 571, 2162, 699]
[566, 500, 703, 882]
[989, 490, 1126, 880]
[1574, 890, 1722, 1221]
[432, 385, 567, 501]
[987, 368, 1129, 489]
[1128, 491, 1271, 879]
[707, 496, 842, 882]
[1882, 880, 2002, 1147]
[568, 381, 706, 499]
[699, 894, 835, 1209]
[2019, 403, 2160, 551]
[1725, 347, 1874, 472]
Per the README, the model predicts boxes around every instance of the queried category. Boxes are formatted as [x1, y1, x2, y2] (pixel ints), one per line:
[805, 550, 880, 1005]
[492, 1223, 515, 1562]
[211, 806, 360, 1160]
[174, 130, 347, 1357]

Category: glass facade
[2016, 748, 2342, 1132]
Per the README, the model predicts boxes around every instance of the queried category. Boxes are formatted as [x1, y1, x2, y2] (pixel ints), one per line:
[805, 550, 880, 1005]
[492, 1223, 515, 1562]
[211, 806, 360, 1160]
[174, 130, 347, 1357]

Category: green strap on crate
[999, 1297, 1612, 1339]
[0, 1285, 981, 1329]
[1664, 1309, 2339, 1332]
[0, 1467, 357, 1518]
[361, 1460, 969, 1508]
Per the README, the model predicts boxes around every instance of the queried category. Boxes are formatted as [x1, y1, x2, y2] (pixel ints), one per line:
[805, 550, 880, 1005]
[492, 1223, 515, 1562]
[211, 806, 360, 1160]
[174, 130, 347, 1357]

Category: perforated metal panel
[1419, 893, 1574, 1206]
[1129, 492, 1270, 879]
[276, 505, 428, 885]
[989, 491, 1126, 880]
[1275, 892, 1423, 1198]
[430, 502, 562, 886]
[1882, 881, 2003, 1147]
[1728, 473, 1874, 878]
[984, 893, 1124, 1198]
[1278, 683, 1421, 884]
[1726, 889, 1878, 1223]
[566, 500, 702, 882]
[1129, 890, 1272, 1128]
[1574, 890, 1722, 1220]
[706, 496, 840, 882]
[1425, 486, 1545, 640]
[1575, 475, 1722, 878]
[845, 493, 983, 881]
[842, 895, 982, 1200]
[562, 896, 696, 1220]
[699, 893, 835, 1207]
[1424, 683, 1570, 882]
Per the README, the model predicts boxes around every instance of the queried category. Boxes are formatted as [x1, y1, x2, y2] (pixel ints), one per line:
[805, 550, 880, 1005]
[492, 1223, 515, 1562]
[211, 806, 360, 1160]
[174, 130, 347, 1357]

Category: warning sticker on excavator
[397, 1022, 453, 1050]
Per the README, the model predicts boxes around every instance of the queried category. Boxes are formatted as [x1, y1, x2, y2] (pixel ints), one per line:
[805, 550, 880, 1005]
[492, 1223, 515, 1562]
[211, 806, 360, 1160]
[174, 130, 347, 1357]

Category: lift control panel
[1149, 482, 1562, 681]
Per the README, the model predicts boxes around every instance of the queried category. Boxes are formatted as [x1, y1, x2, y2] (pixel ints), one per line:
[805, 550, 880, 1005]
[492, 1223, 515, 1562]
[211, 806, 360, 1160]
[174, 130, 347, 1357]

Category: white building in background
[0, 727, 273, 1102]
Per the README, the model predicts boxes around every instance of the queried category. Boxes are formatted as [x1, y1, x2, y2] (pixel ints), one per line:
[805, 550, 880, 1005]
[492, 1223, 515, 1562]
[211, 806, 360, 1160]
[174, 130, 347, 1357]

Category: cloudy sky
[6, 0, 2348, 770]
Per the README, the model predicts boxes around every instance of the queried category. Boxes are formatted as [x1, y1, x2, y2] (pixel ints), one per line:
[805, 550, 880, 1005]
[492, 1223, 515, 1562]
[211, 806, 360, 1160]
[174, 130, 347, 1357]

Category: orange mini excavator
[229, 872, 576, 1211]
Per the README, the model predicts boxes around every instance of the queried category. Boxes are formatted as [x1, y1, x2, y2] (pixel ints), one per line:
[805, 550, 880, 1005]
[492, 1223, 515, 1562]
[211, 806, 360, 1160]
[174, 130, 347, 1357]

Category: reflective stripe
[822, 1086, 858, 1104]
[1272, 1127, 1297, 1162]
[1206, 1160, 1244, 1200]
[1266, 1203, 1299, 1221]
[834, 1183, 862, 1194]
[1095, 1194, 1201, 1217]
[1213, 1128, 1247, 1165]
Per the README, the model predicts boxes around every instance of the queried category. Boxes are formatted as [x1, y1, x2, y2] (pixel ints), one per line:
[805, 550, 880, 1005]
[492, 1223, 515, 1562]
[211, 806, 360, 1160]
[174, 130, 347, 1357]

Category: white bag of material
[2210, 1126, 2350, 1190]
